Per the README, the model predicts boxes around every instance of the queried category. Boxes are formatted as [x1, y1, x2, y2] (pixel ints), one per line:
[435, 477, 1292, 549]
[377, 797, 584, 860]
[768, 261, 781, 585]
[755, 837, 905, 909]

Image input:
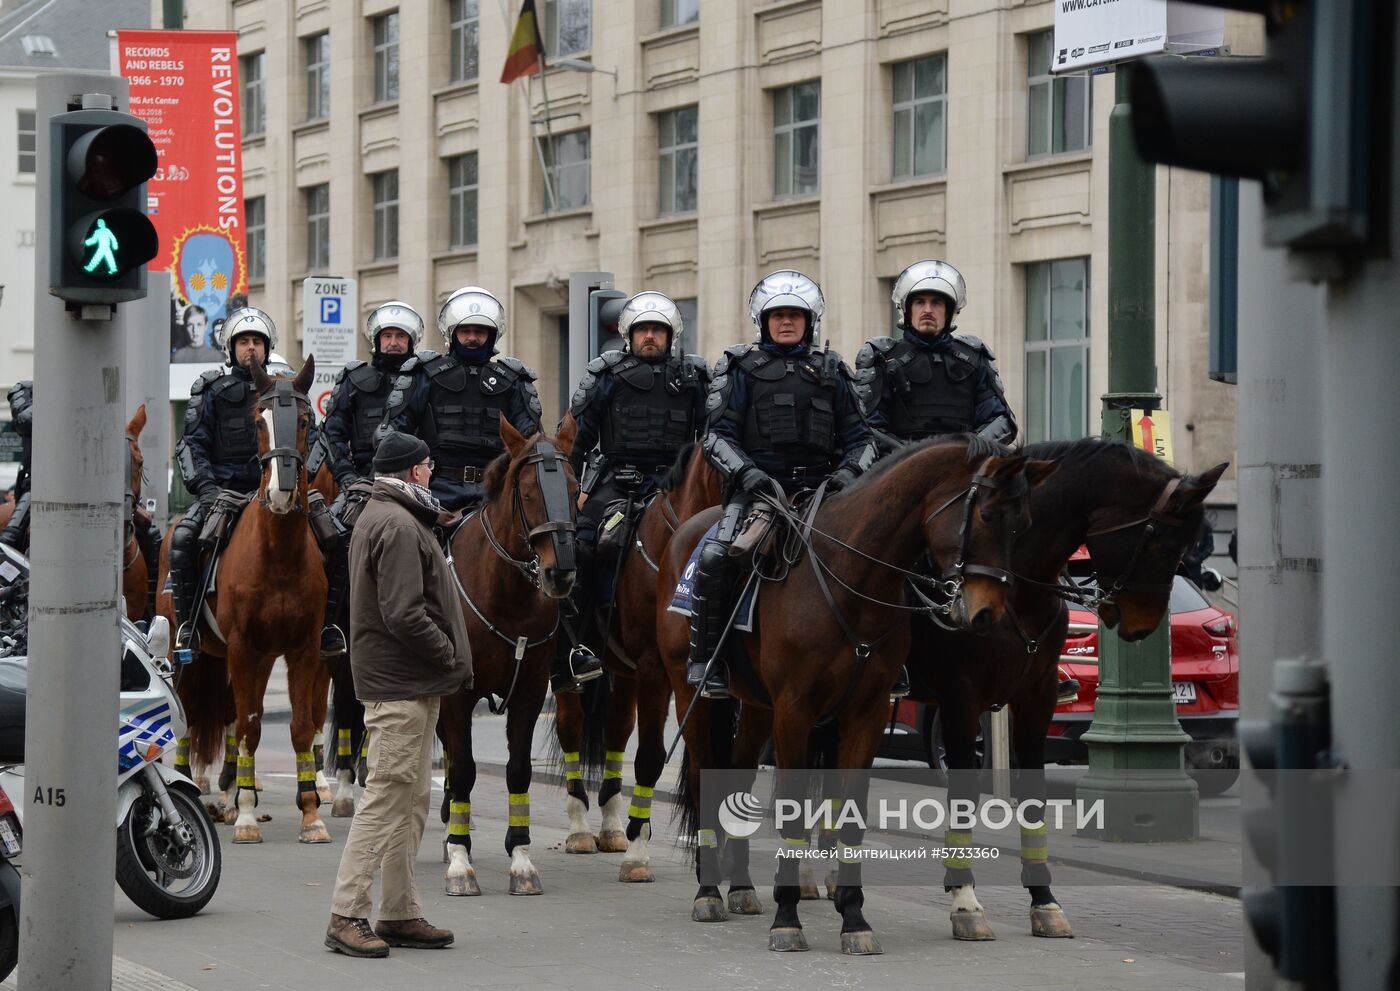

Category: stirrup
[699, 668, 731, 700]
[889, 666, 912, 703]
[550, 646, 602, 695]
[320, 625, 347, 659]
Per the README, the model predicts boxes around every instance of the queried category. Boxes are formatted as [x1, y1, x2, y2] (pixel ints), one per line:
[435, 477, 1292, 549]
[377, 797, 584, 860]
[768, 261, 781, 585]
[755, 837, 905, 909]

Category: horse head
[488, 413, 581, 599]
[1086, 459, 1227, 640]
[922, 444, 1057, 634]
[249, 355, 316, 516]
[124, 403, 147, 505]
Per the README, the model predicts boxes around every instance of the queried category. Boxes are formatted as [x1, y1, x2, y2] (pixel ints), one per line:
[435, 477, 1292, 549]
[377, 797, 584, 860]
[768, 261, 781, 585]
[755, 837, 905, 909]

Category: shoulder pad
[683, 353, 711, 379]
[425, 354, 459, 376]
[598, 349, 626, 370]
[190, 368, 224, 395]
[868, 336, 898, 358]
[345, 359, 366, 372]
[951, 334, 995, 360]
[584, 354, 610, 375]
[837, 357, 857, 382]
[496, 356, 537, 381]
[724, 342, 758, 360]
[569, 364, 604, 416]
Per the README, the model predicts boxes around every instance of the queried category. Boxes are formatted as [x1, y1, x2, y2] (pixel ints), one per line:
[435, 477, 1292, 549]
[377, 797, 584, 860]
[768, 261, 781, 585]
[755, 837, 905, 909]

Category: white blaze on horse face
[260, 407, 294, 514]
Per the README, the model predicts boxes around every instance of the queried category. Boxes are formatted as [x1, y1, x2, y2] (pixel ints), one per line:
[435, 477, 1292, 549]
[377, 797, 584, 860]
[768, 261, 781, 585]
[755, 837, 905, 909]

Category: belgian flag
[500, 0, 545, 84]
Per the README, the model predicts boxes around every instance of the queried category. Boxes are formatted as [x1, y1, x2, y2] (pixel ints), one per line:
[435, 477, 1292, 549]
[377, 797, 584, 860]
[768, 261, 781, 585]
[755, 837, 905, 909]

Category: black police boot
[551, 640, 604, 695]
[320, 551, 350, 659]
[889, 666, 912, 702]
[168, 513, 203, 653]
[686, 544, 733, 700]
[1057, 675, 1081, 706]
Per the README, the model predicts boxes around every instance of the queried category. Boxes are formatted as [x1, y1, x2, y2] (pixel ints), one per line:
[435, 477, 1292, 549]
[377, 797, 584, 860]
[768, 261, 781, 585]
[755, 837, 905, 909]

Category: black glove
[195, 481, 220, 503]
[826, 467, 858, 493]
[736, 465, 774, 495]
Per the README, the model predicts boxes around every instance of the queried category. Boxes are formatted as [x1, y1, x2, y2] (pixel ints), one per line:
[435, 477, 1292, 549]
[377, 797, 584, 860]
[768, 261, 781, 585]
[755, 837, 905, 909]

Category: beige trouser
[330, 695, 440, 921]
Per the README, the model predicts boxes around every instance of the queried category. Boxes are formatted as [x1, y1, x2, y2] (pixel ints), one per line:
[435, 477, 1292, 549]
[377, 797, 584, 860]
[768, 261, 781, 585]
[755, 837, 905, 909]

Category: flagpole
[535, 52, 558, 211]
[498, 0, 556, 211]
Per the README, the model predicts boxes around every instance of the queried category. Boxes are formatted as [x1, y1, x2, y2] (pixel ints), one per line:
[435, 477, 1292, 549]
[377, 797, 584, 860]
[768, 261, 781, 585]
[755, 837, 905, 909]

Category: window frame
[449, 0, 480, 83]
[1023, 257, 1091, 443]
[660, 0, 699, 29]
[544, 0, 591, 58]
[241, 51, 266, 137]
[304, 32, 331, 121]
[772, 81, 821, 199]
[891, 54, 948, 180]
[372, 169, 400, 260]
[245, 196, 266, 282]
[448, 152, 479, 248]
[1026, 30, 1092, 158]
[16, 109, 35, 174]
[657, 105, 698, 216]
[543, 129, 591, 212]
[372, 11, 401, 104]
[305, 183, 331, 271]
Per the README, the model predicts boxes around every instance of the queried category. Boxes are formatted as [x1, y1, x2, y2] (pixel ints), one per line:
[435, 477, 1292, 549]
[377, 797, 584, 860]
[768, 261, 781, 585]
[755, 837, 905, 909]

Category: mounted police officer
[560, 291, 710, 692]
[856, 260, 1016, 449]
[380, 287, 543, 512]
[316, 301, 432, 658]
[0, 381, 33, 550]
[688, 271, 877, 699]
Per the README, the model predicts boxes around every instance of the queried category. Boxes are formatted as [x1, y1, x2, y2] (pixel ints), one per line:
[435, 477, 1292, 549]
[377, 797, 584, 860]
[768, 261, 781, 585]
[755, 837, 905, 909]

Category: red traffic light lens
[66, 124, 158, 199]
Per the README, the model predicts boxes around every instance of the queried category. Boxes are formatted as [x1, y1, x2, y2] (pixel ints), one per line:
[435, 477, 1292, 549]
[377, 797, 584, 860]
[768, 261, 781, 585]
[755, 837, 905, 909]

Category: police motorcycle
[0, 542, 221, 930]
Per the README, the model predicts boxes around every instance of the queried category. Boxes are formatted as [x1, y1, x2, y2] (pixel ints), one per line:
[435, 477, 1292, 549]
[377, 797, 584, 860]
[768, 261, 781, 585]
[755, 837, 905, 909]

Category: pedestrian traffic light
[49, 108, 159, 305]
[1129, 1, 1393, 255]
[588, 288, 626, 358]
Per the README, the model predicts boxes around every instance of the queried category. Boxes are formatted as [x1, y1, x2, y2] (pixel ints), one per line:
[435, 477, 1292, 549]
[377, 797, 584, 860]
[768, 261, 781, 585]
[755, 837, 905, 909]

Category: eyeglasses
[417, 459, 435, 472]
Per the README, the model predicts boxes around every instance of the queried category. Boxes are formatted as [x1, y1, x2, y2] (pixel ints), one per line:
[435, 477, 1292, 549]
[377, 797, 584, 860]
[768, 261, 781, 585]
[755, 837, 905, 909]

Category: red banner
[118, 30, 249, 365]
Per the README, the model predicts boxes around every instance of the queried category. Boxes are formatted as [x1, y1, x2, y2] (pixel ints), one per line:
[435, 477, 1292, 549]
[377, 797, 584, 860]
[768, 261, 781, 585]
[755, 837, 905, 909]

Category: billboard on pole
[1053, 0, 1224, 74]
[117, 30, 249, 393]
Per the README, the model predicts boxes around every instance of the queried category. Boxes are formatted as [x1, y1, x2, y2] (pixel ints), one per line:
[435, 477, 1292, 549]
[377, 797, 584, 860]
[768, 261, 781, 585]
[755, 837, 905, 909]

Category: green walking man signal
[82, 218, 121, 275]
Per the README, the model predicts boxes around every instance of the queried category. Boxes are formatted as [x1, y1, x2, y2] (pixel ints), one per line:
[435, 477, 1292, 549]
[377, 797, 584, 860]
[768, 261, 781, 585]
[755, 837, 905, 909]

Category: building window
[675, 297, 698, 350]
[773, 81, 820, 198]
[373, 12, 400, 103]
[448, 153, 479, 248]
[306, 184, 330, 271]
[660, 0, 698, 28]
[450, 0, 480, 83]
[16, 110, 35, 174]
[544, 0, 590, 57]
[372, 170, 399, 260]
[305, 33, 331, 120]
[544, 130, 590, 211]
[892, 54, 947, 179]
[245, 196, 266, 281]
[241, 52, 266, 136]
[1027, 30, 1091, 158]
[1024, 258, 1090, 442]
[657, 105, 698, 215]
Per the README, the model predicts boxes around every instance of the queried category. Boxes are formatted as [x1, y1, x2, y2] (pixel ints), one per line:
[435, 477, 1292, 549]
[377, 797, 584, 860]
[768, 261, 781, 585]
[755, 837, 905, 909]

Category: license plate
[1172, 682, 1197, 705]
[0, 818, 19, 857]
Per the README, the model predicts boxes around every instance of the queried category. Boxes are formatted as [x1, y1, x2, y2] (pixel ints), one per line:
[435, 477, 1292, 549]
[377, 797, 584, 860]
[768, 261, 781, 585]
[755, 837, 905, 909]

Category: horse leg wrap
[236, 753, 258, 809]
[312, 731, 325, 772]
[337, 728, 352, 770]
[1020, 822, 1051, 887]
[505, 793, 530, 853]
[943, 828, 974, 889]
[599, 751, 624, 809]
[296, 751, 319, 809]
[626, 784, 654, 839]
[217, 734, 238, 792]
[563, 752, 588, 809]
[447, 800, 471, 847]
[174, 738, 191, 775]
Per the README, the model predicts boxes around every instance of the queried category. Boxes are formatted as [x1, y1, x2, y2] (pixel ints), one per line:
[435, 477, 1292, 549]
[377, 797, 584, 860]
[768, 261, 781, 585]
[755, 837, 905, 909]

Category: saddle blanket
[667, 522, 759, 632]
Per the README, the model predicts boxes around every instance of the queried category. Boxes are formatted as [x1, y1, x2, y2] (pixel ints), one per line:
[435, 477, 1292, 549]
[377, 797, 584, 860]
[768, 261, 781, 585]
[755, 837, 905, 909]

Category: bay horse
[438, 415, 580, 896]
[121, 404, 161, 624]
[162, 357, 332, 845]
[659, 437, 1055, 954]
[906, 440, 1226, 941]
[550, 442, 725, 878]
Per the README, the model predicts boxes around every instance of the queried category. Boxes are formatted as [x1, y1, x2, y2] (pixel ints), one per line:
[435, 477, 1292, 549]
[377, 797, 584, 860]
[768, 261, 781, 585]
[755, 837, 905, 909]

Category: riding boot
[550, 591, 604, 695]
[320, 548, 350, 659]
[889, 666, 912, 702]
[687, 538, 735, 700]
[169, 506, 206, 652]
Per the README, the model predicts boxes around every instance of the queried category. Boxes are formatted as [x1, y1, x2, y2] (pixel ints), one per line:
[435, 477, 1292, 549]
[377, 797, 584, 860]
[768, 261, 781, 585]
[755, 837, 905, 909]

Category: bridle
[255, 379, 312, 512]
[1078, 476, 1185, 609]
[476, 439, 578, 588]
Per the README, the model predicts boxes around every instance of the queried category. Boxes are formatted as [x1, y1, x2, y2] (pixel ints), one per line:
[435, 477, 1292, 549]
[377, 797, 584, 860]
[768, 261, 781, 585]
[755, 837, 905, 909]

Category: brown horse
[905, 440, 1226, 941]
[659, 437, 1054, 954]
[120, 404, 160, 624]
[438, 415, 580, 896]
[550, 443, 725, 879]
[162, 357, 332, 845]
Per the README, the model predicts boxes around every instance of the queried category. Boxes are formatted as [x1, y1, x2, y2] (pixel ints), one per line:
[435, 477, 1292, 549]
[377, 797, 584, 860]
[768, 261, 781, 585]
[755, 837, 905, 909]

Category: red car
[881, 567, 1240, 795]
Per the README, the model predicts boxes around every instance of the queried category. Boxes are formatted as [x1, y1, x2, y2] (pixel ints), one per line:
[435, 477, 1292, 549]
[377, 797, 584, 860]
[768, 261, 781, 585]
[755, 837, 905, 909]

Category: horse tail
[672, 746, 697, 856]
[670, 696, 740, 861]
[578, 674, 612, 778]
[181, 654, 231, 769]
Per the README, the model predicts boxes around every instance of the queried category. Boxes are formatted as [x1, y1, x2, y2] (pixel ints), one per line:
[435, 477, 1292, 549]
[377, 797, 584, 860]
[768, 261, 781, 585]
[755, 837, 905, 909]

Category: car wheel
[927, 709, 995, 786]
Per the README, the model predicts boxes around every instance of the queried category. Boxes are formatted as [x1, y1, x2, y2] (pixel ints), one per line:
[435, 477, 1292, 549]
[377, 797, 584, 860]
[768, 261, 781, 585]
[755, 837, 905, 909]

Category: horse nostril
[970, 607, 997, 632]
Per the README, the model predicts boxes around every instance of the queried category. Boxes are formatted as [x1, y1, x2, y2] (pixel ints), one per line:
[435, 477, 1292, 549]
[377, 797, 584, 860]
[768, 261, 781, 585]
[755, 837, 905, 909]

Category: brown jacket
[348, 478, 472, 701]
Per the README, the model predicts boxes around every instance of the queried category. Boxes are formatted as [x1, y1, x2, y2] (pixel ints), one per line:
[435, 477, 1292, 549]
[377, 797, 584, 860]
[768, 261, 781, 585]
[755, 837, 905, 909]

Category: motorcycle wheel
[0, 905, 16, 983]
[116, 784, 221, 919]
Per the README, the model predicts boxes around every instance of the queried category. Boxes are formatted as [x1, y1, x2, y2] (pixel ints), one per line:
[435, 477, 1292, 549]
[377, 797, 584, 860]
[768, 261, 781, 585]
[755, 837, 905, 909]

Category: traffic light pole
[20, 75, 129, 990]
[1075, 65, 1196, 842]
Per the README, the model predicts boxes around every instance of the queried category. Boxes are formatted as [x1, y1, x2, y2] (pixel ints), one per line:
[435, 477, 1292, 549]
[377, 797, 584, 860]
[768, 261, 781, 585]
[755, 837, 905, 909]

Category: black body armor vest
[738, 349, 839, 472]
[882, 340, 980, 439]
[600, 356, 700, 466]
[422, 356, 515, 468]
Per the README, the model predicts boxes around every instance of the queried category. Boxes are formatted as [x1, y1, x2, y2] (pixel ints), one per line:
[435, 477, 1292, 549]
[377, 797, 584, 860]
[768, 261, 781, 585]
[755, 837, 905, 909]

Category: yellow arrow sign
[1130, 409, 1173, 465]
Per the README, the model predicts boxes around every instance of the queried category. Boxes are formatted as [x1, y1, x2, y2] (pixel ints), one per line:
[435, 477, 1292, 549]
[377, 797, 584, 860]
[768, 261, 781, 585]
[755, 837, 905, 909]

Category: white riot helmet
[748, 270, 824, 342]
[437, 287, 506, 349]
[618, 292, 684, 357]
[365, 300, 425, 352]
[219, 306, 278, 359]
[892, 259, 966, 331]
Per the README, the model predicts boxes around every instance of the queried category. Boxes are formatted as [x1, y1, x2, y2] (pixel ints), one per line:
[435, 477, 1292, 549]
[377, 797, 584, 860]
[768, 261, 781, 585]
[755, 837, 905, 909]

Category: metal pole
[21, 74, 127, 991]
[161, 0, 183, 30]
[124, 270, 171, 525]
[1075, 64, 1196, 842]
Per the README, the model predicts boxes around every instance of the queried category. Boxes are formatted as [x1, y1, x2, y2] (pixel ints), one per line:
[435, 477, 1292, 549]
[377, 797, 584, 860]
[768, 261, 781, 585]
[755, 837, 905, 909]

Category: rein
[1075, 476, 1185, 609]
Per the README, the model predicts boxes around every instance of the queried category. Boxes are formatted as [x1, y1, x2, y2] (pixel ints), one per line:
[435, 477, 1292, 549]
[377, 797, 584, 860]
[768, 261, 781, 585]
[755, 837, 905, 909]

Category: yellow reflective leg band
[224, 734, 238, 761]
[174, 738, 190, 768]
[507, 792, 530, 828]
[696, 828, 718, 849]
[448, 800, 471, 836]
[337, 728, 351, 758]
[945, 828, 973, 871]
[1021, 823, 1048, 865]
[603, 750, 625, 781]
[627, 784, 654, 821]
[360, 735, 369, 757]
[563, 751, 582, 782]
[236, 753, 255, 790]
[780, 835, 809, 848]
[295, 751, 316, 783]
[838, 840, 863, 863]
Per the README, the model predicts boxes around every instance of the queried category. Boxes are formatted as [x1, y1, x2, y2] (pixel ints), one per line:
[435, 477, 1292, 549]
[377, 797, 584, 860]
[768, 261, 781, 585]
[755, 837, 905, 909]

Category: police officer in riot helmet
[856, 259, 1017, 449]
[379, 287, 543, 511]
[314, 301, 432, 657]
[560, 292, 710, 692]
[689, 271, 877, 699]
[0, 381, 33, 550]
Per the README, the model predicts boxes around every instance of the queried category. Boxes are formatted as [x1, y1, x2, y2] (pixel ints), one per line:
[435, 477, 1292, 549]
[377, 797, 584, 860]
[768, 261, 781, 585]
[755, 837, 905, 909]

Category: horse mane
[660, 441, 700, 492]
[843, 433, 1011, 495]
[1022, 437, 1182, 480]
[480, 450, 511, 503]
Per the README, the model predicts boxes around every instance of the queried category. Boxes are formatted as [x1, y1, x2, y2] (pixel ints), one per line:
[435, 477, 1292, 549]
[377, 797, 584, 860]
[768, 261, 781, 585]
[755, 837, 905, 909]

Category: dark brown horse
[120, 404, 159, 624]
[659, 437, 1054, 954]
[438, 415, 580, 896]
[550, 443, 725, 876]
[906, 440, 1226, 940]
[161, 357, 332, 845]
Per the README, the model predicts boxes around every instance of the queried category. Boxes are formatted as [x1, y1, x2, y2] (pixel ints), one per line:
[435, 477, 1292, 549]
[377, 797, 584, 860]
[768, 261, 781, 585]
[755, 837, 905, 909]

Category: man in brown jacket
[326, 431, 472, 958]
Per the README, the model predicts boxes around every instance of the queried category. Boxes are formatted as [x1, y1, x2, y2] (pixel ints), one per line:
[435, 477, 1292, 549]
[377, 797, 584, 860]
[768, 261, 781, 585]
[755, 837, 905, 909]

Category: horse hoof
[841, 930, 883, 956]
[691, 896, 727, 923]
[232, 825, 262, 844]
[951, 909, 996, 941]
[768, 927, 808, 952]
[727, 889, 763, 915]
[316, 785, 333, 805]
[446, 873, 482, 897]
[331, 797, 355, 818]
[565, 831, 598, 855]
[1031, 903, 1075, 938]
[596, 829, 629, 853]
[299, 821, 332, 844]
[194, 775, 210, 794]
[825, 871, 838, 900]
[222, 805, 238, 826]
[618, 862, 655, 883]
[799, 881, 821, 900]
[509, 872, 543, 896]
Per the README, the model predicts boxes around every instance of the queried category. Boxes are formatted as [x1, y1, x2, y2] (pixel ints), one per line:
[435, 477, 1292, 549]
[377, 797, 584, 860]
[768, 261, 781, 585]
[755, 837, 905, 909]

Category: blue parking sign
[320, 297, 342, 324]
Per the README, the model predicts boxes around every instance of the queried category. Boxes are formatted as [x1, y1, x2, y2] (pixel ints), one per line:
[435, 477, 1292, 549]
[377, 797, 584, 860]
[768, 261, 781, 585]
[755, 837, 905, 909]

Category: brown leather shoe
[374, 917, 454, 949]
[325, 914, 390, 958]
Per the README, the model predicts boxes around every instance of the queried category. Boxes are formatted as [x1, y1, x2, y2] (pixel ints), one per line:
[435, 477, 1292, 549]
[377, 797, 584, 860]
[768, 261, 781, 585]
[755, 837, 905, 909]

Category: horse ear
[1177, 461, 1229, 508]
[982, 453, 1028, 481]
[126, 403, 147, 440]
[249, 359, 273, 395]
[293, 354, 315, 395]
[554, 412, 578, 459]
[499, 415, 529, 459]
[1023, 458, 1058, 488]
